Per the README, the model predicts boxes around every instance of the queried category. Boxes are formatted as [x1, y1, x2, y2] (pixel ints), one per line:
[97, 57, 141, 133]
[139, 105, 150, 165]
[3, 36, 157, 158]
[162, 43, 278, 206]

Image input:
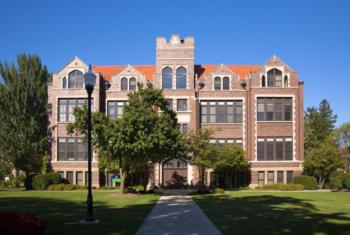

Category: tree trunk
[319, 176, 326, 189]
[225, 170, 229, 189]
[119, 167, 127, 194]
[201, 165, 205, 190]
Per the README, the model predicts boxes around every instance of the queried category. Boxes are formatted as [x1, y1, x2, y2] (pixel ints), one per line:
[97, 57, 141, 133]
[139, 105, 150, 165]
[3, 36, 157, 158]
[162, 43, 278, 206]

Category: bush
[126, 185, 144, 193]
[343, 173, 350, 189]
[9, 175, 25, 188]
[330, 172, 345, 190]
[48, 183, 65, 191]
[48, 183, 84, 191]
[31, 173, 62, 190]
[261, 183, 304, 191]
[25, 174, 36, 190]
[293, 175, 318, 190]
[0, 212, 45, 235]
[214, 188, 225, 194]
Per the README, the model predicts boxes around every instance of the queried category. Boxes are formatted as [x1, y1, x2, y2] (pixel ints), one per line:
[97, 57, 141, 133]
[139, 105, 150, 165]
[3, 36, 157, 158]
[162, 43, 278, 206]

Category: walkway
[135, 190, 222, 235]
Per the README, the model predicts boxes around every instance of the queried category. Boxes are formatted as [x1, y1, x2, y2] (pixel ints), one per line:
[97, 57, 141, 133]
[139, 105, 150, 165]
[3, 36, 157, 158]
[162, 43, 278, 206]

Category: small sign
[111, 174, 121, 183]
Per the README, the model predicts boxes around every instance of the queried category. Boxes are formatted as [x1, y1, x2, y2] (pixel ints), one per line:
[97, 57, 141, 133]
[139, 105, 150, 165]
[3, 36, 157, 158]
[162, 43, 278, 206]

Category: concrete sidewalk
[135, 190, 222, 235]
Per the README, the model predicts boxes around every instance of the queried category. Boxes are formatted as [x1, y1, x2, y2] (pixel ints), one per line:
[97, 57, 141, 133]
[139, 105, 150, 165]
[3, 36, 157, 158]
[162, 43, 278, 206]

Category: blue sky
[0, 0, 349, 126]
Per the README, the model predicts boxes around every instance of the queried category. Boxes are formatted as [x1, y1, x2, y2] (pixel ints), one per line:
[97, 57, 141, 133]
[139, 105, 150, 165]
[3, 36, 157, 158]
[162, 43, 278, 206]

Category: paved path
[135, 190, 222, 235]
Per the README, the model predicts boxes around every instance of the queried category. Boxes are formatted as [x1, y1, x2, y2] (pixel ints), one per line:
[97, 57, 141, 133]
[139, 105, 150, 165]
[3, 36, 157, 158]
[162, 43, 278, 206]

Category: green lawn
[0, 190, 159, 235]
[193, 191, 350, 235]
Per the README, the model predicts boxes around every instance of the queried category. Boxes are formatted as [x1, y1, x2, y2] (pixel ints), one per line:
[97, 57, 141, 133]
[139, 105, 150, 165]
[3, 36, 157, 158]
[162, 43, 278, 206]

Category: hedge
[48, 183, 86, 191]
[343, 174, 350, 189]
[32, 173, 62, 190]
[293, 175, 318, 190]
[260, 183, 304, 191]
[330, 172, 345, 190]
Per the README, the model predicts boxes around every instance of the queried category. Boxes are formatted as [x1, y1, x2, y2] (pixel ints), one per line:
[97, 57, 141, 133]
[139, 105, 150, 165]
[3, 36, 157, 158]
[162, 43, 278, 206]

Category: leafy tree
[304, 99, 337, 154]
[336, 122, 350, 149]
[187, 129, 217, 190]
[304, 137, 343, 188]
[0, 54, 49, 176]
[68, 84, 184, 193]
[214, 144, 249, 188]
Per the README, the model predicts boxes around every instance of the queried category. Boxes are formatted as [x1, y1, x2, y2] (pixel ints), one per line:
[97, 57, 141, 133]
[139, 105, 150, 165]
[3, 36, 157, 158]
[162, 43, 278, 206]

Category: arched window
[267, 69, 282, 87]
[284, 75, 288, 87]
[176, 66, 187, 89]
[162, 67, 173, 89]
[68, 70, 84, 88]
[62, 77, 67, 89]
[214, 77, 221, 90]
[129, 77, 136, 91]
[121, 77, 128, 91]
[262, 75, 266, 87]
[222, 77, 230, 90]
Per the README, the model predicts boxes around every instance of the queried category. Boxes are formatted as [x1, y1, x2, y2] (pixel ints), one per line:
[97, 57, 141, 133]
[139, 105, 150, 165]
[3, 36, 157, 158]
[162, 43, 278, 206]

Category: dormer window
[68, 70, 84, 88]
[176, 66, 187, 89]
[267, 69, 282, 87]
[121, 77, 128, 91]
[129, 77, 136, 91]
[214, 76, 230, 90]
[62, 77, 67, 88]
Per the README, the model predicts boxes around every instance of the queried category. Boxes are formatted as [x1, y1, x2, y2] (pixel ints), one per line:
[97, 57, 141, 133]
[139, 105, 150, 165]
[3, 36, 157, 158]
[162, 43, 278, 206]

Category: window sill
[256, 121, 293, 123]
[250, 160, 301, 163]
[201, 123, 243, 125]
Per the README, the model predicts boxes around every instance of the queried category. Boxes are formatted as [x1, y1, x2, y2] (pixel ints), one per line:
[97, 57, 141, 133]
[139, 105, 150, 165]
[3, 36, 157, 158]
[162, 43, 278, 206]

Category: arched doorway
[162, 159, 188, 189]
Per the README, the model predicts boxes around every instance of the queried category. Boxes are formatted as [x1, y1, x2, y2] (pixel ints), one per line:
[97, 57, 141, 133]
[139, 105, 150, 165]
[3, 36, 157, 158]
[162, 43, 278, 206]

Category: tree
[304, 137, 343, 188]
[68, 84, 184, 193]
[214, 144, 249, 188]
[187, 129, 217, 190]
[336, 122, 350, 149]
[0, 54, 49, 176]
[304, 99, 337, 154]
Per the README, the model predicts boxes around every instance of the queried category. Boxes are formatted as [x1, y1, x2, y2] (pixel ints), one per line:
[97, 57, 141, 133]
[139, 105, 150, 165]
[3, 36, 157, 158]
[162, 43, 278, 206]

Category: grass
[0, 189, 159, 235]
[193, 190, 350, 235]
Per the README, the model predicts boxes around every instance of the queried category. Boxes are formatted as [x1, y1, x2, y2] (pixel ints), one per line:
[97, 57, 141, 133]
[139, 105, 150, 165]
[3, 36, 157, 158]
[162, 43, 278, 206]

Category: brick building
[48, 35, 304, 188]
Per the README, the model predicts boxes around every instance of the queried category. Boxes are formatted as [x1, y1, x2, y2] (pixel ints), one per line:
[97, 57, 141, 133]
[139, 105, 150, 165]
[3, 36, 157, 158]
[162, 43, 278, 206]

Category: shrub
[126, 185, 144, 193]
[0, 212, 45, 235]
[330, 172, 345, 190]
[343, 173, 350, 189]
[214, 188, 225, 194]
[293, 175, 318, 190]
[9, 175, 25, 188]
[25, 174, 36, 190]
[48, 183, 65, 191]
[262, 183, 304, 191]
[46, 173, 62, 185]
[32, 174, 50, 190]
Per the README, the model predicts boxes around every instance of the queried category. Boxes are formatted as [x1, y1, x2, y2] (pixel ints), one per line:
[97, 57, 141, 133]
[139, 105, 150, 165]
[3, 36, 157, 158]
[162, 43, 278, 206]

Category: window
[76, 171, 83, 185]
[178, 123, 189, 134]
[277, 171, 284, 183]
[58, 137, 88, 161]
[256, 137, 293, 161]
[107, 101, 127, 118]
[166, 99, 173, 110]
[267, 171, 274, 184]
[176, 67, 187, 89]
[163, 159, 187, 168]
[66, 171, 74, 184]
[256, 98, 293, 121]
[211, 139, 243, 147]
[129, 77, 136, 91]
[200, 100, 243, 123]
[121, 77, 128, 91]
[287, 171, 293, 183]
[58, 98, 92, 122]
[258, 171, 265, 186]
[284, 75, 288, 87]
[214, 77, 221, 90]
[162, 67, 173, 89]
[222, 77, 230, 90]
[262, 75, 266, 87]
[267, 68, 282, 87]
[177, 99, 187, 111]
[68, 70, 84, 88]
[62, 77, 67, 88]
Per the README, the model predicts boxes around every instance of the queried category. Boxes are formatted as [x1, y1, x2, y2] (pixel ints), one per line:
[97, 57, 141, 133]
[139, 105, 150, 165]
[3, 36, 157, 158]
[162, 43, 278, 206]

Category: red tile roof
[93, 64, 259, 81]
[195, 64, 259, 80]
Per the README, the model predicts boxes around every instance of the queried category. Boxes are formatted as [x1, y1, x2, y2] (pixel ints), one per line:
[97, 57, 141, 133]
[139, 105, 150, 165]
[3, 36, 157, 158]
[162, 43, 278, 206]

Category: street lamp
[81, 64, 98, 224]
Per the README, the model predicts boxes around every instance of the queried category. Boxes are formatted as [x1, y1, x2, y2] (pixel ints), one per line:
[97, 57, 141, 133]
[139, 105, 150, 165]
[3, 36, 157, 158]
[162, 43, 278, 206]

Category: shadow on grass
[0, 194, 158, 235]
[194, 194, 350, 235]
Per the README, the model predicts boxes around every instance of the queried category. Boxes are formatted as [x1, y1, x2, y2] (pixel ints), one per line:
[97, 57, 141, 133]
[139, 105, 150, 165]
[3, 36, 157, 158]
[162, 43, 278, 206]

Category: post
[86, 85, 94, 221]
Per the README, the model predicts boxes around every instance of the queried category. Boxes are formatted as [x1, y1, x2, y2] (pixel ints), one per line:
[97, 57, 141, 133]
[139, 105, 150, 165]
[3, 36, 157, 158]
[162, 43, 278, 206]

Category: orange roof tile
[92, 65, 157, 81]
[195, 64, 259, 80]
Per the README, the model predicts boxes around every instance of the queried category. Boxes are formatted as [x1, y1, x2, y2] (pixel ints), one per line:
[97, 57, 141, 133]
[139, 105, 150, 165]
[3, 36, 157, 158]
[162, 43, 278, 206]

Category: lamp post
[81, 64, 98, 223]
